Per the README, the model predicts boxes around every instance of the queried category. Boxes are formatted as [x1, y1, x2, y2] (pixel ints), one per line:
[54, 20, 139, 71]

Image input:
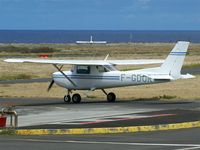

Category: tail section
[139, 41, 194, 80]
[159, 41, 189, 79]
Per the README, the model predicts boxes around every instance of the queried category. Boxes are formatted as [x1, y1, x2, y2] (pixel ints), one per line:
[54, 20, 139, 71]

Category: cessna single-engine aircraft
[4, 41, 194, 103]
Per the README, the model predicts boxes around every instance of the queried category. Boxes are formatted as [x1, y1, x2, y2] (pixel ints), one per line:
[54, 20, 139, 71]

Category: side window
[96, 66, 108, 73]
[77, 65, 90, 74]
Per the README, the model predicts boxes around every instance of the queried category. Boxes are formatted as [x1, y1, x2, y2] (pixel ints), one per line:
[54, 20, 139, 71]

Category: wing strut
[53, 64, 77, 87]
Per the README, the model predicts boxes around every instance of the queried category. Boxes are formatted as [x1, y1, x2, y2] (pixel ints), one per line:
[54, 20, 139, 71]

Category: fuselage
[52, 65, 169, 90]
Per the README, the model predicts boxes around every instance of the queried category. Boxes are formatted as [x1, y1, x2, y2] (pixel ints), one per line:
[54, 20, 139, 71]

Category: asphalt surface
[18, 109, 200, 129]
[182, 67, 200, 75]
[0, 97, 200, 129]
[0, 128, 200, 150]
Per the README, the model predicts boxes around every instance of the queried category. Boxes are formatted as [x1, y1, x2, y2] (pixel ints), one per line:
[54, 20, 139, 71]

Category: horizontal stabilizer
[180, 73, 195, 79]
[145, 74, 174, 80]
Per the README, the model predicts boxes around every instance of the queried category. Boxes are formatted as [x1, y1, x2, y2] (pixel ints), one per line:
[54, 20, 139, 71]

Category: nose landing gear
[64, 95, 71, 103]
[64, 90, 81, 104]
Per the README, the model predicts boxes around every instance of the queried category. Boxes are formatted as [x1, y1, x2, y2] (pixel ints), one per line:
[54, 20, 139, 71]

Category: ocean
[0, 30, 200, 44]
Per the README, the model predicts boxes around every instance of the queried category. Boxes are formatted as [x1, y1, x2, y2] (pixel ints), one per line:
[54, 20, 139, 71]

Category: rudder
[160, 41, 190, 79]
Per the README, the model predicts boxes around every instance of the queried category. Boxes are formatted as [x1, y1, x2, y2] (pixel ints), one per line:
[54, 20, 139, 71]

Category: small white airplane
[76, 35, 107, 44]
[4, 41, 194, 103]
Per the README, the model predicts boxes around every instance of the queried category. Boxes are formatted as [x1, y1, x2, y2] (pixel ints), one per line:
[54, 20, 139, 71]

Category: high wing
[4, 59, 109, 65]
[4, 58, 164, 65]
[107, 60, 164, 65]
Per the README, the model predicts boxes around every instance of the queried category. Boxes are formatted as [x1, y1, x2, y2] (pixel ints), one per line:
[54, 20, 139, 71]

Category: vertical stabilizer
[90, 36, 93, 43]
[160, 41, 190, 79]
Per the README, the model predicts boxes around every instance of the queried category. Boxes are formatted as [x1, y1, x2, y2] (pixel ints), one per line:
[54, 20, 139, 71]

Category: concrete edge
[0, 120, 195, 135]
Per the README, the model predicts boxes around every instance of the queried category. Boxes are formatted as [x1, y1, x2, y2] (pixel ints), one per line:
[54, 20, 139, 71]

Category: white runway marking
[174, 147, 200, 150]
[10, 138, 200, 149]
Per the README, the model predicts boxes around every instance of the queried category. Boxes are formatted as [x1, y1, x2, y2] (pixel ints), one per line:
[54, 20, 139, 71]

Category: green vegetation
[0, 45, 58, 53]
[1, 42, 200, 59]
[0, 74, 35, 81]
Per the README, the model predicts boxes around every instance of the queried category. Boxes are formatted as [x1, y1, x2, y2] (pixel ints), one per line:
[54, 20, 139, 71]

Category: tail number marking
[132, 75, 152, 83]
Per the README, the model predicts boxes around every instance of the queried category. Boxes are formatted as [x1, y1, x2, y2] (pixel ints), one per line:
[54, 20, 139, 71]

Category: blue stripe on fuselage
[54, 75, 120, 80]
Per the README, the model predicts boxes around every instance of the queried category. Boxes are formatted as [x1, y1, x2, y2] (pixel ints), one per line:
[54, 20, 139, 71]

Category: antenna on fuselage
[104, 54, 109, 61]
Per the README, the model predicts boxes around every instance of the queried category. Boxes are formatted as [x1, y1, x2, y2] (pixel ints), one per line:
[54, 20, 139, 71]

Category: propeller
[47, 80, 54, 92]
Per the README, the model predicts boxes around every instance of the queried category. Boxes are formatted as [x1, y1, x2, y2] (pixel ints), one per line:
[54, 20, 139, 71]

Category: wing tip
[4, 59, 23, 63]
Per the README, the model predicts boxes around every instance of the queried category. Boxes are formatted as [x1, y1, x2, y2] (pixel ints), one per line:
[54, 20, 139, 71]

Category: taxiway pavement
[1, 128, 200, 150]
[0, 98, 200, 129]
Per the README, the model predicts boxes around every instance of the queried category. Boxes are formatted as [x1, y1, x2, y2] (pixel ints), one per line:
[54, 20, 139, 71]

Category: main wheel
[72, 93, 81, 103]
[64, 95, 71, 103]
[107, 92, 116, 102]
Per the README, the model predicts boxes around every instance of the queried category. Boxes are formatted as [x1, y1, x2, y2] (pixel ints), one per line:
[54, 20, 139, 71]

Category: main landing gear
[64, 93, 82, 103]
[64, 90, 82, 104]
[64, 89, 116, 104]
[102, 89, 116, 102]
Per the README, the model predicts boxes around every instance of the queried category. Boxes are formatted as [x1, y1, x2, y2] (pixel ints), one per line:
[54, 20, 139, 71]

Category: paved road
[182, 67, 200, 75]
[0, 128, 200, 150]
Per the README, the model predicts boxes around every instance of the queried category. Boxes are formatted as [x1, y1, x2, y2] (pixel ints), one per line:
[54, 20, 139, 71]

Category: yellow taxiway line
[7, 120, 200, 135]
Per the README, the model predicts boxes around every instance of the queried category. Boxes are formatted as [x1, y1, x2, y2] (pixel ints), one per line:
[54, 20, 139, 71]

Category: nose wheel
[64, 95, 71, 103]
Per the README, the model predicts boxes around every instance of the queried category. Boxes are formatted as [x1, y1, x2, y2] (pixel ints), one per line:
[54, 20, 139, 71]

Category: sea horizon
[0, 30, 200, 44]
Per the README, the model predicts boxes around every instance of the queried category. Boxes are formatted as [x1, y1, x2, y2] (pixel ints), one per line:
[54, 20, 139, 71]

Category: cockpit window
[77, 65, 90, 74]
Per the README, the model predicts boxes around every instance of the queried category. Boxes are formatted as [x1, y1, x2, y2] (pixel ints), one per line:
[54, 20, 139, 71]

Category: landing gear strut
[102, 89, 116, 102]
[64, 90, 81, 104]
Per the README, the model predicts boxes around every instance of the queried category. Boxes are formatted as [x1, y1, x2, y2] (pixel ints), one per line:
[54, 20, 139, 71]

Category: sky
[0, 0, 199, 30]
